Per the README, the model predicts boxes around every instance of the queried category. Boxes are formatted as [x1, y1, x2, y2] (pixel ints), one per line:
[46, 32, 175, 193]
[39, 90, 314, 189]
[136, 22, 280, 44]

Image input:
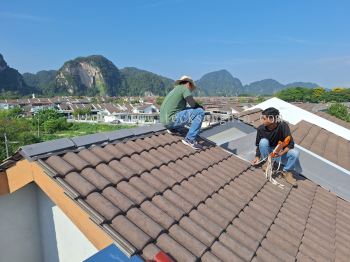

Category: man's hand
[194, 102, 204, 109]
[251, 156, 260, 165]
[275, 147, 289, 157]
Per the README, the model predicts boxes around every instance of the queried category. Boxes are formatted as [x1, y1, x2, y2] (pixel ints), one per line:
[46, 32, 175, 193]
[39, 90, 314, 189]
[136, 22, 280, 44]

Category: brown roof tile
[211, 241, 244, 262]
[111, 215, 151, 250]
[62, 152, 91, 171]
[168, 224, 207, 257]
[126, 208, 164, 239]
[95, 163, 125, 185]
[219, 232, 255, 261]
[45, 155, 74, 176]
[78, 149, 103, 166]
[85, 192, 121, 221]
[152, 195, 185, 221]
[117, 181, 148, 205]
[140, 201, 175, 229]
[104, 144, 126, 159]
[156, 234, 196, 262]
[102, 186, 136, 212]
[64, 172, 96, 197]
[163, 190, 193, 213]
[109, 160, 135, 179]
[90, 146, 115, 162]
[201, 251, 222, 262]
[189, 211, 222, 238]
[290, 120, 350, 170]
[81, 168, 111, 190]
[142, 244, 161, 260]
[179, 216, 215, 247]
[316, 111, 350, 130]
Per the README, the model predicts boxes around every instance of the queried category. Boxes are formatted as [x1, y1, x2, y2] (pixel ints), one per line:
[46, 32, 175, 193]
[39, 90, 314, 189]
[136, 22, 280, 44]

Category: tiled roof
[291, 102, 328, 112]
[290, 120, 350, 171]
[30, 129, 350, 261]
[292, 103, 350, 130]
[315, 111, 350, 130]
[234, 108, 262, 128]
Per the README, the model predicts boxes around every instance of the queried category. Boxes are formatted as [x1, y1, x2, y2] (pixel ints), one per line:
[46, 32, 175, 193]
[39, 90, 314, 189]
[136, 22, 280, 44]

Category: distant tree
[42, 118, 70, 133]
[156, 96, 165, 106]
[238, 97, 248, 103]
[72, 108, 91, 118]
[90, 97, 98, 103]
[33, 108, 61, 124]
[113, 98, 125, 105]
[4, 107, 23, 118]
[256, 96, 266, 103]
[32, 108, 71, 134]
[311, 87, 326, 102]
[328, 103, 349, 122]
[0, 109, 39, 160]
[275, 87, 350, 103]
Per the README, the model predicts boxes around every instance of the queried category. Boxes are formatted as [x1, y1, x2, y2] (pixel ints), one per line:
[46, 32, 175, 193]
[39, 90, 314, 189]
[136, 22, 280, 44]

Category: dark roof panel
[21, 138, 75, 159]
[71, 133, 108, 147]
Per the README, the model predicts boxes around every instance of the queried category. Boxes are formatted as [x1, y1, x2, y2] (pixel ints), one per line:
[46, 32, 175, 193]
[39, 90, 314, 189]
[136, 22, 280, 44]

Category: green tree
[311, 87, 326, 102]
[72, 108, 92, 118]
[0, 109, 39, 161]
[156, 96, 165, 106]
[33, 108, 61, 124]
[328, 103, 349, 122]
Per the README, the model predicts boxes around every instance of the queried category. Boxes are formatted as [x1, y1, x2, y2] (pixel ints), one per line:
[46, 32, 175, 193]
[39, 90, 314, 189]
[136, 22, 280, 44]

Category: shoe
[167, 127, 186, 136]
[282, 171, 297, 187]
[182, 139, 203, 150]
[167, 128, 178, 135]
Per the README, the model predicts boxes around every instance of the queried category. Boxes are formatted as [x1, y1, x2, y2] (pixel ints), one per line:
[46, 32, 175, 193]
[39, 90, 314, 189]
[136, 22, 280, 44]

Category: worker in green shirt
[160, 75, 205, 150]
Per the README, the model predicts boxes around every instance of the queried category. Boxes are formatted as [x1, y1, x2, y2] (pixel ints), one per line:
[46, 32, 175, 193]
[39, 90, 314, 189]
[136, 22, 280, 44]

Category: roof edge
[0, 124, 166, 171]
[19, 124, 166, 161]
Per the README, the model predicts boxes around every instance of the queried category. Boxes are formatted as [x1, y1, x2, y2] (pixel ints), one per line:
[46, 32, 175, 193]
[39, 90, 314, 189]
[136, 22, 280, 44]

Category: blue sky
[1, 0, 350, 87]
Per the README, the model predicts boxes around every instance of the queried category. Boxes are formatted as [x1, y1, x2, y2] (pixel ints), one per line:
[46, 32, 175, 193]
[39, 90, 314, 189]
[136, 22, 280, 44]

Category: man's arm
[277, 122, 294, 156]
[185, 96, 203, 109]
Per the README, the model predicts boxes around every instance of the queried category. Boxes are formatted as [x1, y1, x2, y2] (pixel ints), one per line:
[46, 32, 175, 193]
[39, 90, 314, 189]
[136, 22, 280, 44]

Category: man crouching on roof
[252, 107, 301, 186]
[160, 75, 205, 150]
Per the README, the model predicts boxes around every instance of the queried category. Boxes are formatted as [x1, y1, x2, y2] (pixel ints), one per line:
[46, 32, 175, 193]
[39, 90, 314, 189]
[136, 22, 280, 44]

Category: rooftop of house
[314, 111, 350, 130]
[292, 102, 350, 129]
[1, 115, 350, 261]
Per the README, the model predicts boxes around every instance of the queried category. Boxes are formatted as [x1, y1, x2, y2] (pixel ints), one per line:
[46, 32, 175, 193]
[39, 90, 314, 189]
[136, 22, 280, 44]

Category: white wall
[37, 186, 98, 262]
[49, 200, 98, 261]
[0, 183, 42, 262]
[0, 183, 98, 262]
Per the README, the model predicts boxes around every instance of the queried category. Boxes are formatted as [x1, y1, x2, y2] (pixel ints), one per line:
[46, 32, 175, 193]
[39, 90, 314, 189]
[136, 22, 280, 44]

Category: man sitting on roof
[160, 75, 205, 150]
[252, 107, 301, 186]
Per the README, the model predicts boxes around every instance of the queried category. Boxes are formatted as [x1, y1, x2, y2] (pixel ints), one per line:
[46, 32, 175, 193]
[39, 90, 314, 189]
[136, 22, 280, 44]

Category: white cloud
[0, 12, 48, 22]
